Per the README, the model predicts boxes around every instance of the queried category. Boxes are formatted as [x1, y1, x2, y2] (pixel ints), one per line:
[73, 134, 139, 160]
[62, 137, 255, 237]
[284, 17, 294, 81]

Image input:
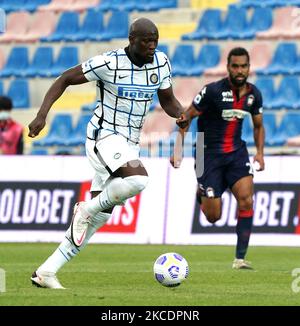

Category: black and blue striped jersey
[82, 48, 172, 144]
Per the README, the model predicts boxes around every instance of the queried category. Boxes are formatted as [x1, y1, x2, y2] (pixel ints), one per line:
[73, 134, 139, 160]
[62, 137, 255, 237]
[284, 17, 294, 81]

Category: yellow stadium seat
[52, 92, 95, 110]
[191, 0, 238, 9]
[157, 23, 197, 40]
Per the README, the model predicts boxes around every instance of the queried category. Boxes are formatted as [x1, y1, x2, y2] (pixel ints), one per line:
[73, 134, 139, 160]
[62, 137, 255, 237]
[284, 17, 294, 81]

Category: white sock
[37, 211, 111, 274]
[85, 176, 148, 215]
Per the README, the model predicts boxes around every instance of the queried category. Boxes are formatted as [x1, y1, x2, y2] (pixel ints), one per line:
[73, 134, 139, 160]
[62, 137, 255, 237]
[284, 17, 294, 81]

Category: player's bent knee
[106, 175, 148, 205]
[206, 215, 221, 224]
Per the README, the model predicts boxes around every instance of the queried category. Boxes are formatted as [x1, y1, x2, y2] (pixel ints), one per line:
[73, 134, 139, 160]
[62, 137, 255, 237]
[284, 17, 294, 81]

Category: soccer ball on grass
[153, 252, 189, 287]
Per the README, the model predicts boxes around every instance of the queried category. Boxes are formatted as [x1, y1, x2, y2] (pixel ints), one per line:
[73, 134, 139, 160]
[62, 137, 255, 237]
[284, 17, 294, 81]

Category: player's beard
[230, 74, 247, 87]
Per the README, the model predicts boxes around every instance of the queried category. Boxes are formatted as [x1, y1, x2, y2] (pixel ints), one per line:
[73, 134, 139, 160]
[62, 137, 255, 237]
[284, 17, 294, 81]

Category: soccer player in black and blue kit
[171, 47, 265, 269]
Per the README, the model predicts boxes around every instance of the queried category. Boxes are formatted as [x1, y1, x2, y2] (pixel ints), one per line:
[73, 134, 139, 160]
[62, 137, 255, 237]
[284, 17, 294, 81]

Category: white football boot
[232, 258, 253, 270]
[31, 271, 65, 289]
[70, 202, 91, 247]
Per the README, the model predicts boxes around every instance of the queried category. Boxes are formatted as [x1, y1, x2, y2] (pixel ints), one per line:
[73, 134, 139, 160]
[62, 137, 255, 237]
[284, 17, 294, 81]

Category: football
[153, 252, 189, 287]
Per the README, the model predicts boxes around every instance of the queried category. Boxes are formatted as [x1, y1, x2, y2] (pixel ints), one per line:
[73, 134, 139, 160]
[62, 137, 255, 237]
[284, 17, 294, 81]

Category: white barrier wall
[0, 155, 300, 246]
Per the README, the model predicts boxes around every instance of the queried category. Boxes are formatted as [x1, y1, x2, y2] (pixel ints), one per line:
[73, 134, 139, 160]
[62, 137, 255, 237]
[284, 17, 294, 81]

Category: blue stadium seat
[67, 114, 91, 146]
[136, 0, 177, 11]
[0, 81, 3, 95]
[236, 0, 288, 8]
[0, 0, 26, 12]
[156, 44, 169, 57]
[257, 43, 298, 75]
[182, 9, 223, 40]
[23, 0, 50, 12]
[241, 114, 254, 146]
[81, 100, 98, 112]
[263, 112, 277, 146]
[270, 113, 300, 146]
[220, 7, 251, 39]
[96, 0, 121, 11]
[247, 7, 273, 37]
[271, 76, 300, 110]
[73, 10, 104, 42]
[254, 77, 276, 109]
[49, 47, 79, 77]
[7, 79, 30, 108]
[30, 148, 49, 155]
[24, 47, 54, 78]
[171, 44, 195, 77]
[97, 11, 129, 41]
[0, 47, 29, 78]
[33, 114, 73, 146]
[189, 44, 220, 76]
[41, 12, 80, 42]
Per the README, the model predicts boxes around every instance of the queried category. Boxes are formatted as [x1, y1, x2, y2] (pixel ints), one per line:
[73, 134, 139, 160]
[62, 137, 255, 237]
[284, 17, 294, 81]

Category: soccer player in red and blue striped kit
[171, 47, 265, 269]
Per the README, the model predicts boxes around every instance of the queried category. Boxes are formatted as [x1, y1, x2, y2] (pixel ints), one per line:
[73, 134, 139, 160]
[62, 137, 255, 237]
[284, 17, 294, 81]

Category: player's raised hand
[253, 153, 265, 171]
[176, 112, 190, 129]
[28, 116, 46, 138]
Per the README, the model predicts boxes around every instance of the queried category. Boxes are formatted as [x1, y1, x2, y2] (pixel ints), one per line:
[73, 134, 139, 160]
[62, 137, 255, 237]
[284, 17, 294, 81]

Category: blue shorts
[197, 143, 253, 198]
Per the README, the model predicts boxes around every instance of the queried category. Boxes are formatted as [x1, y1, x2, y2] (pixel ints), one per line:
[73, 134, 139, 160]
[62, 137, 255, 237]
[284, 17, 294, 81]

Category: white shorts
[86, 134, 140, 192]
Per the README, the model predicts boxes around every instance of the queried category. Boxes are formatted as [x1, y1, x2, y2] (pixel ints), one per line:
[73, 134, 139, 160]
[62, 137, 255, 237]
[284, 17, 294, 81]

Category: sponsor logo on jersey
[222, 109, 250, 121]
[118, 87, 155, 100]
[222, 91, 234, 102]
[247, 94, 255, 107]
[150, 73, 158, 84]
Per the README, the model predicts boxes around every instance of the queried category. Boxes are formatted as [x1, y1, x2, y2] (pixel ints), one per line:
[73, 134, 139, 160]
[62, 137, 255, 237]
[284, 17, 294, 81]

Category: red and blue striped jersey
[192, 77, 263, 153]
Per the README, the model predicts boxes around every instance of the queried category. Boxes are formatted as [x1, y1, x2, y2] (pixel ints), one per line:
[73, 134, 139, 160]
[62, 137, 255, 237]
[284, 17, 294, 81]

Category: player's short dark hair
[227, 47, 250, 65]
[0, 96, 13, 111]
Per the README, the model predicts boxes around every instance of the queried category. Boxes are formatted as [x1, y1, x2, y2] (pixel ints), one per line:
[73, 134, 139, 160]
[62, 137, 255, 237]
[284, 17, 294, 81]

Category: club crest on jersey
[247, 94, 255, 107]
[222, 109, 250, 121]
[222, 91, 234, 102]
[150, 73, 158, 84]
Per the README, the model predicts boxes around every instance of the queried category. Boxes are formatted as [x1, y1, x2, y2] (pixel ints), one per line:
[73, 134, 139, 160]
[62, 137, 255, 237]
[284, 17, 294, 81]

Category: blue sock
[235, 210, 253, 259]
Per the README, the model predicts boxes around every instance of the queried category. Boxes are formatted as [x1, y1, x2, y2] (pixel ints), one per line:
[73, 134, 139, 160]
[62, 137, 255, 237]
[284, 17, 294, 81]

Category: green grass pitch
[0, 243, 299, 306]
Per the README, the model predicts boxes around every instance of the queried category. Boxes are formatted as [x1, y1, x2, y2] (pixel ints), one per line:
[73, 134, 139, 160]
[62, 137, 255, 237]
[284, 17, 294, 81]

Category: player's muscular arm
[158, 87, 183, 118]
[252, 113, 265, 171]
[28, 65, 88, 138]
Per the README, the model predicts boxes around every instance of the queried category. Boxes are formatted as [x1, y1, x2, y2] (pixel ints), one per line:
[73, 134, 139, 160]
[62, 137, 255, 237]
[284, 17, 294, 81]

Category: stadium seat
[136, 0, 177, 11]
[49, 46, 79, 77]
[204, 43, 235, 76]
[219, 7, 251, 39]
[21, 11, 57, 42]
[7, 79, 30, 108]
[23, 0, 51, 12]
[173, 77, 201, 108]
[249, 42, 272, 74]
[39, 0, 76, 12]
[0, 47, 29, 77]
[41, 11, 80, 42]
[0, 81, 3, 95]
[74, 9, 104, 41]
[270, 113, 300, 146]
[263, 112, 277, 146]
[68, 0, 100, 12]
[243, 7, 271, 39]
[0, 11, 31, 43]
[156, 44, 169, 57]
[189, 44, 220, 76]
[66, 114, 91, 146]
[96, 11, 129, 41]
[33, 114, 73, 146]
[241, 114, 254, 146]
[171, 44, 195, 76]
[254, 77, 276, 109]
[182, 9, 223, 41]
[0, 49, 4, 70]
[24, 47, 54, 77]
[257, 43, 298, 75]
[257, 7, 296, 39]
[271, 76, 300, 110]
[30, 148, 49, 155]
